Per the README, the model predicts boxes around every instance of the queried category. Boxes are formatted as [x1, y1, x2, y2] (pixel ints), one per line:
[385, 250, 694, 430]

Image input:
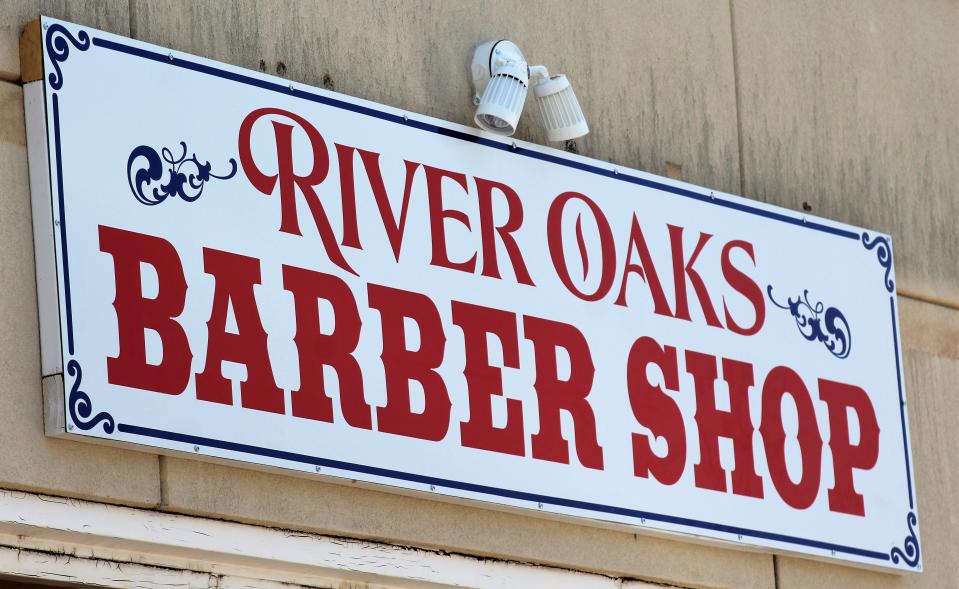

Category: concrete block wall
[0, 2, 955, 588]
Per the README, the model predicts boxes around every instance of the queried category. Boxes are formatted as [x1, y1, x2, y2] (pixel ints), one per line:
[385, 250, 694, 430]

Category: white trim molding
[0, 489, 658, 589]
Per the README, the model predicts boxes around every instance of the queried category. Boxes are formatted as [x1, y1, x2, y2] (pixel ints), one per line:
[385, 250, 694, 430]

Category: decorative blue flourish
[44, 23, 91, 91]
[127, 142, 237, 205]
[890, 512, 920, 567]
[767, 286, 851, 359]
[862, 232, 894, 293]
[67, 359, 115, 434]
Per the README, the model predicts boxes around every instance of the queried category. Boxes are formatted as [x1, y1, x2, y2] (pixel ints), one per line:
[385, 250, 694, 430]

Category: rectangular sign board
[27, 17, 920, 571]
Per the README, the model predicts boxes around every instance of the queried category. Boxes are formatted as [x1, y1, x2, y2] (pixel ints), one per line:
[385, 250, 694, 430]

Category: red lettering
[283, 264, 370, 428]
[688, 351, 763, 497]
[424, 165, 477, 274]
[760, 366, 823, 509]
[452, 301, 525, 456]
[238, 108, 355, 275]
[547, 192, 616, 302]
[195, 248, 283, 413]
[627, 336, 685, 484]
[614, 214, 672, 316]
[524, 315, 604, 469]
[721, 240, 765, 336]
[820, 379, 880, 516]
[475, 177, 533, 286]
[336, 144, 422, 260]
[368, 283, 451, 441]
[669, 226, 722, 327]
[98, 225, 191, 395]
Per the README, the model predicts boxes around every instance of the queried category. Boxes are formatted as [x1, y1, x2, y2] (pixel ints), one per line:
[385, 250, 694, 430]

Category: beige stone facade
[0, 2, 956, 588]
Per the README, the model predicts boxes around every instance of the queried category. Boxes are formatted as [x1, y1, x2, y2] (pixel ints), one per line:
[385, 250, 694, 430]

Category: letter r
[238, 107, 357, 275]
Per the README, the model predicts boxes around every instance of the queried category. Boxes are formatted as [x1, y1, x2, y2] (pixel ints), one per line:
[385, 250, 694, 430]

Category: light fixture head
[470, 40, 588, 142]
[533, 74, 589, 142]
[471, 41, 529, 136]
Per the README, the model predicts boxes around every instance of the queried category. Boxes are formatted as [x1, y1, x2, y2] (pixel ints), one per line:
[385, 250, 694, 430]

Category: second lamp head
[470, 40, 589, 142]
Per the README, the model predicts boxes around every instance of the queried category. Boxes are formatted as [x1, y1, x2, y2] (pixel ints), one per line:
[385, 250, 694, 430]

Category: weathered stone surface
[732, 0, 959, 300]
[161, 456, 774, 589]
[0, 3, 38, 80]
[0, 1, 128, 82]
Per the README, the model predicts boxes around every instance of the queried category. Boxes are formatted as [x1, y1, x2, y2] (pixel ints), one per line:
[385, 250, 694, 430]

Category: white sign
[28, 17, 920, 571]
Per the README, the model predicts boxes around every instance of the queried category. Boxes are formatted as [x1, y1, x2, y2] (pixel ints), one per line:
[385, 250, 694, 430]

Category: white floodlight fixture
[533, 73, 589, 142]
[470, 40, 589, 142]
[471, 40, 529, 136]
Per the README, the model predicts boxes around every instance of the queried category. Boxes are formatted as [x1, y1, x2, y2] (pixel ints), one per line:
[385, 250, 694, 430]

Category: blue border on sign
[44, 21, 921, 567]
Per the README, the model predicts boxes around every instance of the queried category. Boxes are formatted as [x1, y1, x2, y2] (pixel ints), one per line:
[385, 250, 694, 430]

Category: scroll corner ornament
[890, 511, 920, 568]
[127, 141, 237, 205]
[45, 22, 91, 91]
[67, 359, 115, 434]
[766, 285, 851, 359]
[861, 232, 894, 293]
